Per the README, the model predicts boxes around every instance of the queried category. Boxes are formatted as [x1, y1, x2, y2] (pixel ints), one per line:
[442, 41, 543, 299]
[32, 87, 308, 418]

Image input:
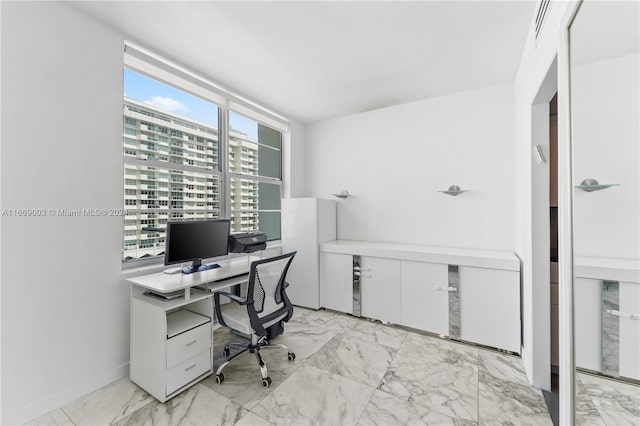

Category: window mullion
[220, 108, 231, 220]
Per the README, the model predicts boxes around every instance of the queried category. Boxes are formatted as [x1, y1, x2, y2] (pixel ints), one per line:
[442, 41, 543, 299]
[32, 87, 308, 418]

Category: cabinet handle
[353, 271, 361, 277]
[185, 340, 198, 347]
[606, 310, 640, 320]
[436, 286, 457, 292]
[185, 364, 197, 371]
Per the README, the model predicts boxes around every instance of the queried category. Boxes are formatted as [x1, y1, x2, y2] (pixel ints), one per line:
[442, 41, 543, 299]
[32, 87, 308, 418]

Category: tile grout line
[59, 407, 76, 426]
[352, 383, 379, 426]
[576, 374, 610, 426]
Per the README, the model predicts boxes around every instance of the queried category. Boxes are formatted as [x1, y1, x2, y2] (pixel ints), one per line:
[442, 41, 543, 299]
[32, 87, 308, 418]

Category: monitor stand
[181, 259, 221, 274]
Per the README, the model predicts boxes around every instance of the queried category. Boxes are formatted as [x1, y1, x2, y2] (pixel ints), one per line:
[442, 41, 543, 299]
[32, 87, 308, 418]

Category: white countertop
[320, 240, 520, 271]
[574, 256, 640, 283]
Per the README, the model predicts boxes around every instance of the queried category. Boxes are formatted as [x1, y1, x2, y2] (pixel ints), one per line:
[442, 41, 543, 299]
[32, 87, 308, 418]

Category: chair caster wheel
[261, 377, 272, 387]
[223, 347, 230, 357]
[287, 352, 296, 362]
[215, 373, 224, 384]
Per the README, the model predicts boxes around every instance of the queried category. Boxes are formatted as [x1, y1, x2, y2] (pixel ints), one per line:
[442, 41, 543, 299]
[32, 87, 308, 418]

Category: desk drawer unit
[166, 349, 211, 395]
[166, 323, 211, 369]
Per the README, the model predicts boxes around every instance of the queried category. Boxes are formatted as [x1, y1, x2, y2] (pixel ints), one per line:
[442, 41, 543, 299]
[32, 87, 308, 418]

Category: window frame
[122, 43, 287, 268]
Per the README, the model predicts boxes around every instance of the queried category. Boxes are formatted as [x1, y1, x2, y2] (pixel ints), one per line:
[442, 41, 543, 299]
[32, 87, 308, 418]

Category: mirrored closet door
[569, 1, 639, 424]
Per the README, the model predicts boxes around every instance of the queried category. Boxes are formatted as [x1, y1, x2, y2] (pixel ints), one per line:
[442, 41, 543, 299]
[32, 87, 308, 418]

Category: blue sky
[124, 69, 258, 141]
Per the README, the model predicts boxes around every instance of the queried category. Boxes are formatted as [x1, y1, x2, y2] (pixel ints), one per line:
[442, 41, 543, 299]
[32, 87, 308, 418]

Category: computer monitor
[164, 219, 231, 274]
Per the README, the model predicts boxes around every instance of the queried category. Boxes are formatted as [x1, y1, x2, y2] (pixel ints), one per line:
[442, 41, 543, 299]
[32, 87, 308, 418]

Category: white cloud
[143, 96, 190, 114]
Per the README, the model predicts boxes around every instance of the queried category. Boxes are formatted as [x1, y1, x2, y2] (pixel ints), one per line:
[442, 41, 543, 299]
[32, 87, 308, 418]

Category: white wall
[1, 3, 126, 423]
[304, 83, 515, 251]
[572, 53, 639, 259]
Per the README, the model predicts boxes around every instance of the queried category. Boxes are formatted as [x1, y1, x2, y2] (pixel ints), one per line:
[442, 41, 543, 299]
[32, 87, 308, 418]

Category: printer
[228, 231, 267, 253]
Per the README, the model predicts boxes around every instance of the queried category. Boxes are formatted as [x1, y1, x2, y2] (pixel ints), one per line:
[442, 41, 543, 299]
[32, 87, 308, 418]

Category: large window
[122, 66, 283, 262]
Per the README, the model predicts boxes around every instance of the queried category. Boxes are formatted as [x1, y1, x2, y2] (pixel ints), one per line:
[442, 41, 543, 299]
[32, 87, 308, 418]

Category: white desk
[127, 257, 256, 402]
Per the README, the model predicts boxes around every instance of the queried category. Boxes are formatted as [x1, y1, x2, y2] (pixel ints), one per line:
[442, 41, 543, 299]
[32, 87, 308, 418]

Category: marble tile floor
[575, 371, 640, 426]
[30, 308, 563, 426]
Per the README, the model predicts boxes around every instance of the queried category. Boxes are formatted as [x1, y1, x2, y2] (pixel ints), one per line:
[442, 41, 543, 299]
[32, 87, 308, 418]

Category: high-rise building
[229, 135, 259, 233]
[122, 98, 258, 260]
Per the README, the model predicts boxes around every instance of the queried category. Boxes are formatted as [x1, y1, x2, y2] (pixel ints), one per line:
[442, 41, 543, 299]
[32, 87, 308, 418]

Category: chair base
[214, 335, 295, 387]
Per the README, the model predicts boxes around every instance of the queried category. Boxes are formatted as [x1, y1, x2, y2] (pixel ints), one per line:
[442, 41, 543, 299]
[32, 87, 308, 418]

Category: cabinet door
[320, 252, 353, 314]
[619, 281, 640, 380]
[574, 278, 602, 372]
[360, 257, 401, 324]
[282, 198, 320, 309]
[400, 261, 449, 335]
[458, 266, 520, 353]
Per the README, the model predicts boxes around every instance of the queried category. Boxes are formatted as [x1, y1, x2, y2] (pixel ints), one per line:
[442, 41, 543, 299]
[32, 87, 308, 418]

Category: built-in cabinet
[282, 198, 337, 309]
[319, 240, 521, 353]
[574, 257, 640, 380]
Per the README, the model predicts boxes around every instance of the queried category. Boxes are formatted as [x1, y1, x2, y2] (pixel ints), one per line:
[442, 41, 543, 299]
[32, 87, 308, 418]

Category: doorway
[530, 57, 559, 425]
[545, 94, 560, 426]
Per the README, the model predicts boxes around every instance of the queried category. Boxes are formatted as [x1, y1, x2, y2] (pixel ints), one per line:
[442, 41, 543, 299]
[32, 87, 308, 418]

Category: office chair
[213, 251, 297, 387]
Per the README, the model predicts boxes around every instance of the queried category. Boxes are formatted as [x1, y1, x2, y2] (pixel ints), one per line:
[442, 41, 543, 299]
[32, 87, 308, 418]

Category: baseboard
[4, 362, 129, 425]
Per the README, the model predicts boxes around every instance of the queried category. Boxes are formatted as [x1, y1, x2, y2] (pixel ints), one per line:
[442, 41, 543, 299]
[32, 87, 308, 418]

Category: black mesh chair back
[247, 252, 295, 337]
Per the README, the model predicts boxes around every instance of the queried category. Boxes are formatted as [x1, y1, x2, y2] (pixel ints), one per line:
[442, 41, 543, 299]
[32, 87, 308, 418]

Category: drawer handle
[185, 364, 197, 372]
[185, 340, 198, 347]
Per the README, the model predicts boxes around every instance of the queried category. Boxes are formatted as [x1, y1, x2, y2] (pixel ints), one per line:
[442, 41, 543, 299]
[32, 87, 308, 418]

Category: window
[229, 112, 282, 240]
[123, 69, 221, 261]
[122, 61, 285, 262]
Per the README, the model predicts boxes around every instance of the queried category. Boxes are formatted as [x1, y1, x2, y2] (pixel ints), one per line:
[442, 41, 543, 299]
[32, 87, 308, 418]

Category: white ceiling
[71, 1, 536, 124]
